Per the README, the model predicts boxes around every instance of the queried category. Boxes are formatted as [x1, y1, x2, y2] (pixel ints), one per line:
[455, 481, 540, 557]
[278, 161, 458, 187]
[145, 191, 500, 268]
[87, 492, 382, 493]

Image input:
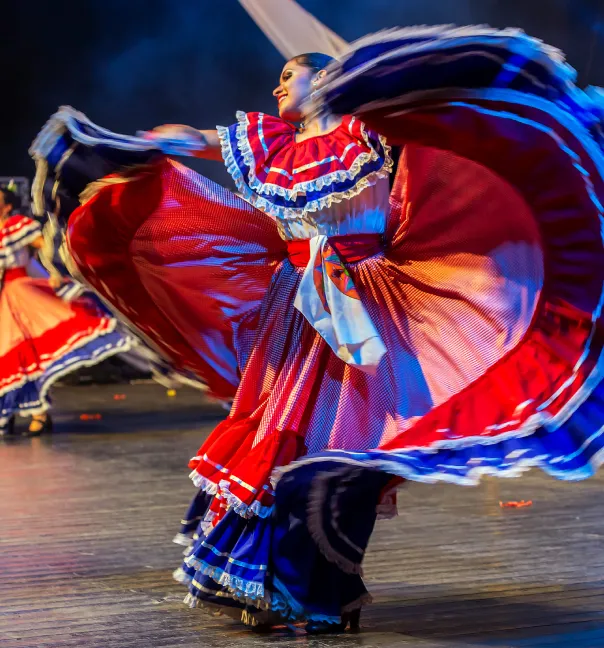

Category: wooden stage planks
[1, 383, 604, 648]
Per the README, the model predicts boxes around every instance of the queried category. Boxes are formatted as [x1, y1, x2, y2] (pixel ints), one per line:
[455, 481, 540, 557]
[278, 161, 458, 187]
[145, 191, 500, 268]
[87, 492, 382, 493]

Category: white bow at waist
[293, 234, 386, 373]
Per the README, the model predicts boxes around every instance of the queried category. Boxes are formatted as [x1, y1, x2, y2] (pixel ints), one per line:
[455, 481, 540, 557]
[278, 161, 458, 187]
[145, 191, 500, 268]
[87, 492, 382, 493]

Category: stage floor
[1, 383, 604, 648]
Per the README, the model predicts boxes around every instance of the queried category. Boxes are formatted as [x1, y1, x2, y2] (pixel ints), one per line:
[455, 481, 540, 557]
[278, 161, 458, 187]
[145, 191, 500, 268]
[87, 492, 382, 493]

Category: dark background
[3, 0, 604, 188]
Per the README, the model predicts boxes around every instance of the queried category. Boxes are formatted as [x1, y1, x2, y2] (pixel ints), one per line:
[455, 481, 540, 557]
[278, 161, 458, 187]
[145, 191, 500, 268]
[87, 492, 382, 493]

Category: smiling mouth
[278, 95, 287, 104]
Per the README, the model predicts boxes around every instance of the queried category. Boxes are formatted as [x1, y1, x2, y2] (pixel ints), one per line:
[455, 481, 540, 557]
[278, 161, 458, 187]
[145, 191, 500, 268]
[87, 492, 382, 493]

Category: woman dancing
[30, 26, 604, 632]
[0, 185, 132, 436]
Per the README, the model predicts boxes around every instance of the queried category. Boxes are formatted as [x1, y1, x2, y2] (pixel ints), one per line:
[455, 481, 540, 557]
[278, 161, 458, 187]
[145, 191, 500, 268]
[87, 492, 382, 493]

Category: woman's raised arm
[150, 125, 223, 161]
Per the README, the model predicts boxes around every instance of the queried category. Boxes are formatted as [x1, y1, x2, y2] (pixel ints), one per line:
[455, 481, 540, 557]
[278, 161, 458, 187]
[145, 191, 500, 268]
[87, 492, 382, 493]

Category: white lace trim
[218, 111, 393, 220]
[189, 470, 274, 520]
[0, 328, 132, 425]
[175, 566, 355, 625]
[177, 563, 289, 620]
[0, 317, 119, 396]
[185, 556, 266, 600]
[172, 533, 194, 548]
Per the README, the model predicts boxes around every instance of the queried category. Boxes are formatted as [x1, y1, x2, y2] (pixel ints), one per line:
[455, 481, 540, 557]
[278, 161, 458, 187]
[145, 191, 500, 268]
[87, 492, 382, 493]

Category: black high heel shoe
[305, 608, 361, 635]
[0, 416, 15, 437]
[242, 607, 291, 633]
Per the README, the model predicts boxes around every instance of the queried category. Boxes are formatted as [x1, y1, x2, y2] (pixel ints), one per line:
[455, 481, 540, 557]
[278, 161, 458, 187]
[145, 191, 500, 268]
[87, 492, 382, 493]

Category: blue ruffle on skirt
[173, 470, 392, 624]
[0, 328, 129, 426]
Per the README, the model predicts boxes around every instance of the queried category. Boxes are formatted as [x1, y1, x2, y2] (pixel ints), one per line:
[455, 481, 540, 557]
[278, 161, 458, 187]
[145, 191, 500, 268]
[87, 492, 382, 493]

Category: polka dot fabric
[68, 144, 546, 522]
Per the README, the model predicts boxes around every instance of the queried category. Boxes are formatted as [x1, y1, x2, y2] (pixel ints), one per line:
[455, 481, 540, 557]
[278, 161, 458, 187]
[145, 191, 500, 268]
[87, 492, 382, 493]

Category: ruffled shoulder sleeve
[218, 111, 392, 219]
[1, 215, 42, 252]
[220, 111, 296, 165]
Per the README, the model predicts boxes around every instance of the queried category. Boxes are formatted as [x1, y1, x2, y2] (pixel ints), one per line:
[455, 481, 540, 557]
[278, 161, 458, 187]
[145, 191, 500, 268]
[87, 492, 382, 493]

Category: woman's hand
[151, 124, 205, 142]
[145, 125, 223, 161]
[48, 275, 62, 290]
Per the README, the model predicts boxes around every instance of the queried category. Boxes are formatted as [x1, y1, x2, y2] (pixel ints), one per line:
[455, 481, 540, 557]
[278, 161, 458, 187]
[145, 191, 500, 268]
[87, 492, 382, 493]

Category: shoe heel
[0, 416, 15, 437]
[27, 414, 53, 437]
[345, 608, 361, 631]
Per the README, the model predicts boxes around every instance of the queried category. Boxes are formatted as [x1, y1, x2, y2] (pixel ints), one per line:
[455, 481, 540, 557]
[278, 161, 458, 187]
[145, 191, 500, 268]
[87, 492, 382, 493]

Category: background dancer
[0, 184, 132, 437]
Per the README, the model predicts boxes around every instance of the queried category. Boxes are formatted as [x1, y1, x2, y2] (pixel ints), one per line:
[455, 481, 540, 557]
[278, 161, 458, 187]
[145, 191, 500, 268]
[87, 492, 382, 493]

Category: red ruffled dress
[46, 107, 545, 621]
[30, 26, 604, 624]
[0, 215, 131, 428]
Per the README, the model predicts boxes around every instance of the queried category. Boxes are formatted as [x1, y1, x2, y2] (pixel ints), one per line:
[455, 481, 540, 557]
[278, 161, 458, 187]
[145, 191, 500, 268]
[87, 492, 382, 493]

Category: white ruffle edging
[189, 469, 274, 520]
[0, 323, 133, 426]
[218, 111, 393, 220]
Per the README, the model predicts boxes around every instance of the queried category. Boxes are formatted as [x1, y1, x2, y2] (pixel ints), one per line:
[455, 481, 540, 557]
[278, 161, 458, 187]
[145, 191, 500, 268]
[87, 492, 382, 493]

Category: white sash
[293, 235, 386, 374]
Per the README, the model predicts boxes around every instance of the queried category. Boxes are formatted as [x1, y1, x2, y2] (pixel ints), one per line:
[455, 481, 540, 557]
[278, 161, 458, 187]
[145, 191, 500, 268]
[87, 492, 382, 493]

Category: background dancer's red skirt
[0, 216, 131, 426]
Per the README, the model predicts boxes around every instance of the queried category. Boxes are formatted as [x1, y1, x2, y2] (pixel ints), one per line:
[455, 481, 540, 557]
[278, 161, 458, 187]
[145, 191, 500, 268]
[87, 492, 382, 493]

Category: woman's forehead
[281, 60, 305, 76]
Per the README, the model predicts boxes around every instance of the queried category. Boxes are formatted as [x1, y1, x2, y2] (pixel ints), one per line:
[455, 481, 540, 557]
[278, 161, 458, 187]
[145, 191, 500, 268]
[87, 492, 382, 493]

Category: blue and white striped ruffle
[0, 327, 131, 426]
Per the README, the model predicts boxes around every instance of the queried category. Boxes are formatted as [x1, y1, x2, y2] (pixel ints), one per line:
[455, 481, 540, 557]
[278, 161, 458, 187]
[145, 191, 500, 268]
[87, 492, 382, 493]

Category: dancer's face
[0, 194, 11, 220]
[273, 60, 317, 122]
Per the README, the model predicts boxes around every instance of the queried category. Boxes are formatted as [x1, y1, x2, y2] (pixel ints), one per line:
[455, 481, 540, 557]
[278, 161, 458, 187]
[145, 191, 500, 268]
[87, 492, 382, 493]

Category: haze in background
[3, 0, 603, 186]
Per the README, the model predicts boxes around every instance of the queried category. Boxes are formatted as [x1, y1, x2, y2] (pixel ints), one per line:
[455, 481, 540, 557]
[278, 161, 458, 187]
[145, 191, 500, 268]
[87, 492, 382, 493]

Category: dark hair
[291, 52, 335, 73]
[0, 187, 20, 212]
